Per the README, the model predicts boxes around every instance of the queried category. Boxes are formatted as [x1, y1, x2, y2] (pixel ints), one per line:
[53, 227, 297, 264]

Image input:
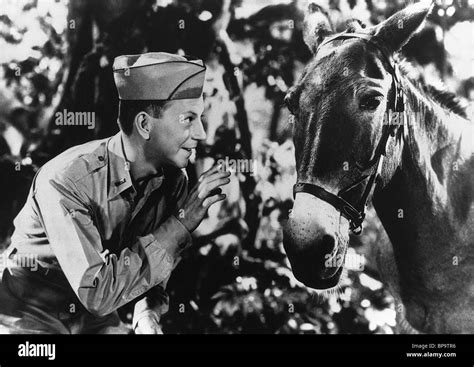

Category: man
[0, 52, 231, 334]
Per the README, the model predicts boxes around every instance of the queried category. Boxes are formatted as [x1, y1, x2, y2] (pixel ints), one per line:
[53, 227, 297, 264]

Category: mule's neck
[372, 75, 473, 332]
[375, 75, 471, 235]
[401, 78, 471, 192]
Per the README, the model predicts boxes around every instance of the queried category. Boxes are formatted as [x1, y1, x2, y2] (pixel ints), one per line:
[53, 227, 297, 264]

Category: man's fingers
[198, 177, 230, 199]
[202, 193, 226, 208]
[212, 176, 232, 189]
[198, 164, 222, 182]
[200, 170, 231, 185]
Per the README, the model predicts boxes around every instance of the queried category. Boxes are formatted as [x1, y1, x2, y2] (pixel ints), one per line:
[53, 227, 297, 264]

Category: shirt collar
[106, 131, 165, 200]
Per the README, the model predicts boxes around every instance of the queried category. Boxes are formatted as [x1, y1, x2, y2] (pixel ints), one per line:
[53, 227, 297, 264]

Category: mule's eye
[359, 95, 383, 111]
[284, 92, 298, 115]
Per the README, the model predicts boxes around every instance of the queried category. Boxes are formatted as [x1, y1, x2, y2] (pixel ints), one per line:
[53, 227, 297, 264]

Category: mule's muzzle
[283, 223, 344, 289]
[283, 192, 350, 289]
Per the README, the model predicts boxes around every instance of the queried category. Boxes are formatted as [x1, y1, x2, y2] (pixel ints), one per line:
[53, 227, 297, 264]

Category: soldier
[0, 52, 231, 334]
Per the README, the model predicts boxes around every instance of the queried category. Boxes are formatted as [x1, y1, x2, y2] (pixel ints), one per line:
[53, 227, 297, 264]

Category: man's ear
[135, 112, 151, 140]
[371, 2, 434, 53]
[303, 2, 335, 54]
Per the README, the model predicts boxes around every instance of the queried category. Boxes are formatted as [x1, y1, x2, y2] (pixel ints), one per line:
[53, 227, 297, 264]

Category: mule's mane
[398, 61, 469, 119]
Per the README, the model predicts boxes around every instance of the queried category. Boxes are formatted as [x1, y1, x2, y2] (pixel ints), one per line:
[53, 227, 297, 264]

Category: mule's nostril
[319, 234, 340, 280]
[321, 234, 336, 257]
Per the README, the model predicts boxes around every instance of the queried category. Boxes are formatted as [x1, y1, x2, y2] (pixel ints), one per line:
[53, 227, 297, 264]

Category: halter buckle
[351, 224, 363, 235]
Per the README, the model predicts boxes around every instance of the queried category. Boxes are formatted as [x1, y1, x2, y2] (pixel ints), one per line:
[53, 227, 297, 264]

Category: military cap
[113, 52, 206, 100]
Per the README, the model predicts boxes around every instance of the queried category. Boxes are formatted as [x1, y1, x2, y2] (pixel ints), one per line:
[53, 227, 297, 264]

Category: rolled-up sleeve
[33, 175, 190, 317]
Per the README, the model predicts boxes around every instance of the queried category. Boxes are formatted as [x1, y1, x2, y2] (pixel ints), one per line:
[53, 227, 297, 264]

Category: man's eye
[180, 116, 192, 124]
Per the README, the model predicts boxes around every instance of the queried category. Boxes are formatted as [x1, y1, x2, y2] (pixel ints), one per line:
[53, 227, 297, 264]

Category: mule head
[283, 2, 433, 289]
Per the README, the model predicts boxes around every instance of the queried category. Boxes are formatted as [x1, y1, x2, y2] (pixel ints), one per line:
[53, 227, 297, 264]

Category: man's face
[146, 97, 206, 169]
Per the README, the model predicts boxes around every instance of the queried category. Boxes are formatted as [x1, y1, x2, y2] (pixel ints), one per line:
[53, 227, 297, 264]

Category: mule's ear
[371, 2, 434, 53]
[303, 2, 335, 54]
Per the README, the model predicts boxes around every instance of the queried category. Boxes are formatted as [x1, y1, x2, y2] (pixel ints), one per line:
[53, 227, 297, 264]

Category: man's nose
[191, 118, 207, 141]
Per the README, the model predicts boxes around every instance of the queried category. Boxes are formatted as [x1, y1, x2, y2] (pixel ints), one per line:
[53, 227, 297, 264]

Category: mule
[283, 2, 473, 333]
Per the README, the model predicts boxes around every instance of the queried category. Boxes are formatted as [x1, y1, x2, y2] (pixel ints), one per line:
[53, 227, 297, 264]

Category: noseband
[293, 32, 404, 234]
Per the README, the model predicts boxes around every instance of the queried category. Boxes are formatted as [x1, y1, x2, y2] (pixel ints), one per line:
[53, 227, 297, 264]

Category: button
[115, 178, 127, 186]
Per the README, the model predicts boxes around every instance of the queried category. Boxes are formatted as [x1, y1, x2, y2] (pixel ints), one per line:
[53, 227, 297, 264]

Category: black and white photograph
[0, 0, 472, 362]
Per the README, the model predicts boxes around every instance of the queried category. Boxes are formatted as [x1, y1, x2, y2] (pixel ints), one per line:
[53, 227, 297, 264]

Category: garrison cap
[113, 52, 206, 101]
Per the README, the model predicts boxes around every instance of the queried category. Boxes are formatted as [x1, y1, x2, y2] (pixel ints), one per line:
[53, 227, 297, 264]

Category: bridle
[292, 32, 405, 234]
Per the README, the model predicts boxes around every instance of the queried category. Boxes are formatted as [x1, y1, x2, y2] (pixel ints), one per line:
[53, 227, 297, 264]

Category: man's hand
[177, 164, 231, 232]
[134, 314, 163, 334]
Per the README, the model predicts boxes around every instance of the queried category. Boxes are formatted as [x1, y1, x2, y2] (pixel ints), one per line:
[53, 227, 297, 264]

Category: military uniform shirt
[1, 131, 191, 332]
